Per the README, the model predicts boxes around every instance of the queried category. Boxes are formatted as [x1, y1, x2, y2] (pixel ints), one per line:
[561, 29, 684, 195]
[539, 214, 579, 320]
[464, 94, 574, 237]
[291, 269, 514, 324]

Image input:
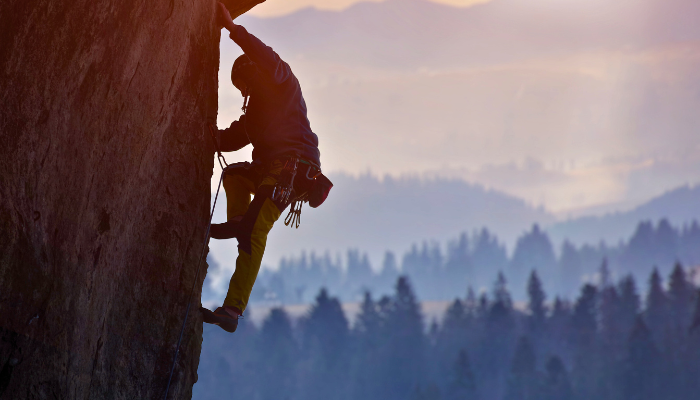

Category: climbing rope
[207, 122, 229, 171]
[163, 125, 228, 400]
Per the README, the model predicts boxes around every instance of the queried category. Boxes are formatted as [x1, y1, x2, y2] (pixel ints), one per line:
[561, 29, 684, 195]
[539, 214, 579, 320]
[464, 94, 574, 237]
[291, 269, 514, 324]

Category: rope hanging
[163, 124, 227, 400]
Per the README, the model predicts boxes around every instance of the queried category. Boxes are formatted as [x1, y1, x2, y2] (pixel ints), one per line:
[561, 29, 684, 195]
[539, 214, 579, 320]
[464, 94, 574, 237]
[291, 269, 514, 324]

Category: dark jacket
[219, 26, 321, 168]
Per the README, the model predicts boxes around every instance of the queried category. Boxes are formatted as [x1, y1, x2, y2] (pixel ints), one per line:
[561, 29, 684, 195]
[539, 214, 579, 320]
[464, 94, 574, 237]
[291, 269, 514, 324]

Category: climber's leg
[223, 168, 257, 221]
[210, 165, 257, 240]
[223, 162, 287, 313]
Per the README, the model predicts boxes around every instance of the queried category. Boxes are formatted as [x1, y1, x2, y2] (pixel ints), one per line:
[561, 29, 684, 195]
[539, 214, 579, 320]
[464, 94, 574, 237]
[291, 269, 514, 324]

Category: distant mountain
[237, 0, 700, 69]
[208, 173, 555, 269]
[206, 0, 700, 270]
[548, 184, 700, 246]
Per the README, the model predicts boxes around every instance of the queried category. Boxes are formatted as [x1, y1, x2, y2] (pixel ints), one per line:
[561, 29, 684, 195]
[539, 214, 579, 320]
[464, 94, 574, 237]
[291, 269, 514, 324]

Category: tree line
[195, 263, 700, 400]
[241, 219, 700, 304]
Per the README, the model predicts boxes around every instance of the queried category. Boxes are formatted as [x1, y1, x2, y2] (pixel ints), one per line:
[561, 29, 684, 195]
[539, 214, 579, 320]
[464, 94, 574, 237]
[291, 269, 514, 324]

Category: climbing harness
[272, 157, 298, 205]
[163, 123, 229, 400]
[280, 159, 326, 229]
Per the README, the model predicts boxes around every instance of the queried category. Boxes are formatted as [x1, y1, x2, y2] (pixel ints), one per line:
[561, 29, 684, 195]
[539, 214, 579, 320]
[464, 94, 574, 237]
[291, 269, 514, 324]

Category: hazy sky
[218, 0, 700, 216]
[248, 0, 490, 17]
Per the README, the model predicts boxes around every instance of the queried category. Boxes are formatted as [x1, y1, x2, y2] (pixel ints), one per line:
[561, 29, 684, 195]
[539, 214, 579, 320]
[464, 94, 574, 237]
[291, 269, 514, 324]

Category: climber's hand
[216, 2, 236, 32]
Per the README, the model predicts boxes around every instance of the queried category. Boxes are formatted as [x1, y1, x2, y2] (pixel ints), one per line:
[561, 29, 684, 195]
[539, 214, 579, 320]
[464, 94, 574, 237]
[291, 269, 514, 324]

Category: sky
[218, 0, 700, 217]
[205, 0, 700, 279]
[248, 0, 490, 17]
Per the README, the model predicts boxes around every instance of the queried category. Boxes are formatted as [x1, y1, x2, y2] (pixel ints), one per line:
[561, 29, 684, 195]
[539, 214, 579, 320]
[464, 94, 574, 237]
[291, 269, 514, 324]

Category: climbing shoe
[201, 306, 241, 333]
[210, 220, 240, 240]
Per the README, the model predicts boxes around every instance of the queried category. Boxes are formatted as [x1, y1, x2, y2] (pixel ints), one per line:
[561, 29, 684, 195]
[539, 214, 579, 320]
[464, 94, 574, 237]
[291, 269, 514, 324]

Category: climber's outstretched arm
[218, 116, 250, 152]
[216, 2, 292, 84]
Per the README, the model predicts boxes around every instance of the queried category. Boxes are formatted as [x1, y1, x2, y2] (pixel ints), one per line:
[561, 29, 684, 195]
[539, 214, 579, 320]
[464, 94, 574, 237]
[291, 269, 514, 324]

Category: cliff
[0, 0, 261, 398]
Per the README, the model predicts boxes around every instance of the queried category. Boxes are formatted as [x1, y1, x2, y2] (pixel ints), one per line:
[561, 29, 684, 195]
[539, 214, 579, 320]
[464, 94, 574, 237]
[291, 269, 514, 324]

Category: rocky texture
[0, 0, 261, 398]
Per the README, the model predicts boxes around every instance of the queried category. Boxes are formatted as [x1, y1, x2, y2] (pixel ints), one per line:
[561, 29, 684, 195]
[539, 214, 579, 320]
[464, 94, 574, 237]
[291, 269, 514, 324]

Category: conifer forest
[196, 220, 700, 400]
[222, 219, 700, 304]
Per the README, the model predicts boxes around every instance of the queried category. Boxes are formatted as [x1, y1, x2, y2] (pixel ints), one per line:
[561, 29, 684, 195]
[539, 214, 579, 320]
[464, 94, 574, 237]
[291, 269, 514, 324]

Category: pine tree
[571, 284, 598, 347]
[472, 228, 508, 286]
[478, 273, 516, 386]
[351, 291, 383, 400]
[504, 336, 540, 400]
[493, 272, 513, 311]
[510, 224, 557, 294]
[680, 220, 700, 267]
[381, 276, 426, 400]
[527, 270, 547, 334]
[617, 275, 641, 337]
[665, 263, 695, 399]
[644, 268, 669, 342]
[355, 291, 380, 340]
[655, 219, 679, 268]
[440, 299, 468, 351]
[691, 289, 700, 334]
[444, 233, 472, 294]
[668, 262, 692, 331]
[599, 281, 621, 349]
[378, 251, 399, 295]
[598, 257, 611, 288]
[569, 284, 599, 400]
[302, 288, 349, 361]
[299, 289, 350, 400]
[446, 349, 477, 400]
[686, 290, 700, 399]
[346, 249, 374, 299]
[548, 297, 571, 353]
[623, 317, 662, 400]
[559, 240, 583, 295]
[258, 308, 298, 400]
[542, 356, 573, 400]
[622, 221, 656, 276]
[436, 298, 473, 386]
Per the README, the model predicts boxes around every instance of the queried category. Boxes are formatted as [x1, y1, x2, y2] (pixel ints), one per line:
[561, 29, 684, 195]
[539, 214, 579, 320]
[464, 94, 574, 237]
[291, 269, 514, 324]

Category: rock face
[0, 0, 260, 398]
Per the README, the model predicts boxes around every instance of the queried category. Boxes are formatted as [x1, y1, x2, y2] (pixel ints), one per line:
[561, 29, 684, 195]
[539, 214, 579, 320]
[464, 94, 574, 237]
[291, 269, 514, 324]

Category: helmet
[231, 54, 258, 85]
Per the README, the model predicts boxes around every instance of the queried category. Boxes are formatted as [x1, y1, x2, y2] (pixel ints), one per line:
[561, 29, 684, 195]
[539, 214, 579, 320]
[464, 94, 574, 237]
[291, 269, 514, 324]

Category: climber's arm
[216, 2, 292, 84]
[218, 118, 250, 152]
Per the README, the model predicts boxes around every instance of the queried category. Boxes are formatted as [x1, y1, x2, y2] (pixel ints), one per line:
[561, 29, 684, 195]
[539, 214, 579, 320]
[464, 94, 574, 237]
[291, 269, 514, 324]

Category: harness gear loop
[272, 158, 298, 205]
[279, 160, 323, 229]
[284, 200, 302, 229]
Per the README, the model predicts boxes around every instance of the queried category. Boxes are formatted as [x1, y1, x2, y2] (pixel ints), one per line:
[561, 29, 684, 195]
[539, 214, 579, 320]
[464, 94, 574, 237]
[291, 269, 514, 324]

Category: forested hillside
[196, 266, 700, 400]
[204, 218, 700, 304]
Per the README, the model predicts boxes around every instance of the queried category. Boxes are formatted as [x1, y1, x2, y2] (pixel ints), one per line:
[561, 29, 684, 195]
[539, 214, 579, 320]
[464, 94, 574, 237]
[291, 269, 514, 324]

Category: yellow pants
[221, 161, 285, 313]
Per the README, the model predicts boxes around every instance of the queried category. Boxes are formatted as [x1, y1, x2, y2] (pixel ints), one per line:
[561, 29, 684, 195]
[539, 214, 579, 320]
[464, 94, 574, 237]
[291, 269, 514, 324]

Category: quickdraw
[278, 159, 322, 230]
[272, 158, 298, 205]
[284, 200, 303, 229]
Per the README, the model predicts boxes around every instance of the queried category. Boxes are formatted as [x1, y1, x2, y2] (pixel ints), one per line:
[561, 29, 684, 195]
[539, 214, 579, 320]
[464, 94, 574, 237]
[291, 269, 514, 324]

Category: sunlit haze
[248, 0, 491, 17]
[220, 0, 700, 216]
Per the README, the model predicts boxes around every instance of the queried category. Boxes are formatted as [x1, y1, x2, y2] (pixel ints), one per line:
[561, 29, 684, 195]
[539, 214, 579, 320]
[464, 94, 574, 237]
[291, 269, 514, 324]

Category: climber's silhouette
[201, 2, 332, 333]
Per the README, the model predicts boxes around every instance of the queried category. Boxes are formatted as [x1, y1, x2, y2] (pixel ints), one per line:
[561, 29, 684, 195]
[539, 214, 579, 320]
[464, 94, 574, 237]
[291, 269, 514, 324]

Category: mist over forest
[204, 217, 700, 307]
[196, 265, 700, 400]
[198, 1, 700, 399]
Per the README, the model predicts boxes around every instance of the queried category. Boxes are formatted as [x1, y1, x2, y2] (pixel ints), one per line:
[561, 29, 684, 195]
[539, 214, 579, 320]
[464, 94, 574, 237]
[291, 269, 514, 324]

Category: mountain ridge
[548, 183, 700, 246]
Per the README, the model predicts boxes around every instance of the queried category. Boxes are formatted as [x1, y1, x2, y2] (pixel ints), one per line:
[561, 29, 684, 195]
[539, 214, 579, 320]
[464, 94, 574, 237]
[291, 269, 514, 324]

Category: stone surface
[0, 0, 261, 398]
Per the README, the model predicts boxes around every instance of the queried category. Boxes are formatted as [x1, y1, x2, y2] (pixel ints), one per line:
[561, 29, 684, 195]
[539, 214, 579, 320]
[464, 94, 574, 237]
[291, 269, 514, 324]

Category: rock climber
[201, 2, 332, 333]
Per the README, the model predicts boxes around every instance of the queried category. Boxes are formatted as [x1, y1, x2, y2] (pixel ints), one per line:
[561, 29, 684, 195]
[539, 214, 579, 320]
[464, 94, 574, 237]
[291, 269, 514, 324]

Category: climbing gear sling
[278, 158, 333, 230]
